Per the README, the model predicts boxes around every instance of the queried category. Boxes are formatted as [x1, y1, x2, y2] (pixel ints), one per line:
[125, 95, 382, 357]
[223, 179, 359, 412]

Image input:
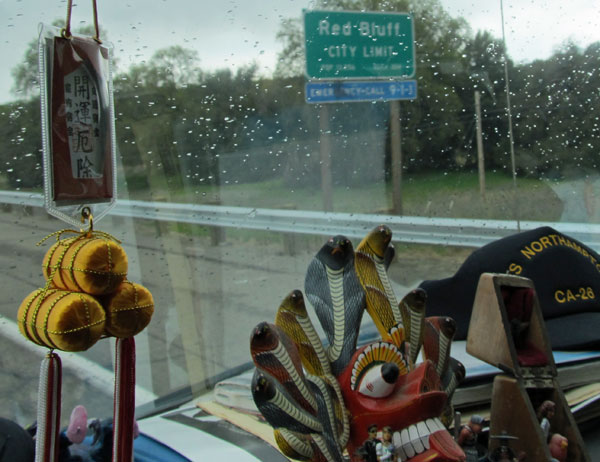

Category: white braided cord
[35, 355, 60, 462]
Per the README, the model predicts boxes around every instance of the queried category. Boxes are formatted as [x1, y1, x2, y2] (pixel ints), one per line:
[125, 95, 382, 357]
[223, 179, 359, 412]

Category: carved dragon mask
[250, 226, 466, 462]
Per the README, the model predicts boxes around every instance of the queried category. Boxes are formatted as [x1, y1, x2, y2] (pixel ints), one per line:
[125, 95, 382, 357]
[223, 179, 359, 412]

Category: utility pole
[500, 0, 520, 230]
[475, 90, 486, 198]
[319, 104, 333, 212]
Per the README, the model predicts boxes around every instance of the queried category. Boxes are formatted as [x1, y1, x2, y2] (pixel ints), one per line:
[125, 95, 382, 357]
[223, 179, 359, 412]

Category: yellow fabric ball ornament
[42, 234, 128, 295]
[102, 281, 154, 338]
[17, 288, 105, 352]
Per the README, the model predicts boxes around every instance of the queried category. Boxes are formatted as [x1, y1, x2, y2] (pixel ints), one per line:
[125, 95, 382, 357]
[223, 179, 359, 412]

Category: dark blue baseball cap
[420, 226, 600, 350]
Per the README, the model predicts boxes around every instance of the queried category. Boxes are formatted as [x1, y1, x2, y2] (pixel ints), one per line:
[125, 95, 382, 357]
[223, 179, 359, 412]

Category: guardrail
[3, 190, 600, 249]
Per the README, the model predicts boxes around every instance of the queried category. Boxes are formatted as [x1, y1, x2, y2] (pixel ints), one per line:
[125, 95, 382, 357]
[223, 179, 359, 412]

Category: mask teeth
[392, 417, 444, 460]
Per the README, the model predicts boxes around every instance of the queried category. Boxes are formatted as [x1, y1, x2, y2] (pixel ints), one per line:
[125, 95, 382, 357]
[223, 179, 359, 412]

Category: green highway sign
[304, 10, 415, 80]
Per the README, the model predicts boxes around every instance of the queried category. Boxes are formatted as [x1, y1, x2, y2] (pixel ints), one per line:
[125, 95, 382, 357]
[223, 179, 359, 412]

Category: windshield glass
[1, 0, 599, 424]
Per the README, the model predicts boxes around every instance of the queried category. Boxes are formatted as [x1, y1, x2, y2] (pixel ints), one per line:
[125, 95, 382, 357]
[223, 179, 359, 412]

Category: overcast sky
[0, 0, 599, 104]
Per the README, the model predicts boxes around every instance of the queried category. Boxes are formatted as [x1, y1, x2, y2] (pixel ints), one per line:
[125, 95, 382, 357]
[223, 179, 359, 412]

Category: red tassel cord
[35, 352, 62, 462]
[112, 337, 136, 462]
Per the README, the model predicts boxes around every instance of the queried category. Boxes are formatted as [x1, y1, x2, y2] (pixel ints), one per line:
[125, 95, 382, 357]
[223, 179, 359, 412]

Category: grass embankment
[126, 170, 562, 254]
[140, 170, 562, 222]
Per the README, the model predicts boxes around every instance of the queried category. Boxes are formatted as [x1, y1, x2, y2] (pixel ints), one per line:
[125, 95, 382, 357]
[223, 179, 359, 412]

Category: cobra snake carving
[250, 226, 466, 462]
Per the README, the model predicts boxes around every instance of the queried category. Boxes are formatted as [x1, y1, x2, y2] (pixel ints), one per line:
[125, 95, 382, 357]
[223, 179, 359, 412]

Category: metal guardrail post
[280, 204, 298, 256]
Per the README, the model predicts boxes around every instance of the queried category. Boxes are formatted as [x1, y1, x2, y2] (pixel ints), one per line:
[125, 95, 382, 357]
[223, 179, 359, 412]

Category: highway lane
[0, 205, 428, 427]
[0, 206, 320, 425]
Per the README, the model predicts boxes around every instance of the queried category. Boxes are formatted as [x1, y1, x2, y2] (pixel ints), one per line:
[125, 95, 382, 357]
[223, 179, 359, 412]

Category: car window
[0, 0, 599, 426]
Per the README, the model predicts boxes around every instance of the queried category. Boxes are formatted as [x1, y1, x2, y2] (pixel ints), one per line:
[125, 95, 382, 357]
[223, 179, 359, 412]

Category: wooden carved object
[250, 226, 466, 462]
[467, 273, 590, 462]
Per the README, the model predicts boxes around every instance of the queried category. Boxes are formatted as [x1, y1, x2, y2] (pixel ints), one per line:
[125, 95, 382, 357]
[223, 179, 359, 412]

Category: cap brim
[545, 313, 600, 350]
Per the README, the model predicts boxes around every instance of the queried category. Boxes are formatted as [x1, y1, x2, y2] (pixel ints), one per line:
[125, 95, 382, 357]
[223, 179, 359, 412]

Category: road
[0, 203, 463, 428]
[0, 205, 328, 427]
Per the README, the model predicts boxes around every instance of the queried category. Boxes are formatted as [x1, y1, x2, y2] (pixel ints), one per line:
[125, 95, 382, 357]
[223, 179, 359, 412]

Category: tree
[112, 54, 270, 189]
[11, 43, 39, 99]
[116, 46, 201, 91]
[274, 18, 305, 79]
[11, 21, 110, 99]
[509, 40, 600, 176]
[454, 30, 509, 170]
[0, 100, 43, 188]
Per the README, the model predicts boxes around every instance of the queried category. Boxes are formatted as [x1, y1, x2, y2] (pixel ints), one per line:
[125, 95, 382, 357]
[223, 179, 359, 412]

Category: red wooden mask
[251, 228, 466, 462]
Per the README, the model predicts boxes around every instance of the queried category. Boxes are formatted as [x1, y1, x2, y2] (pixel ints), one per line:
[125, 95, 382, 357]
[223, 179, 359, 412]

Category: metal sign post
[390, 100, 403, 215]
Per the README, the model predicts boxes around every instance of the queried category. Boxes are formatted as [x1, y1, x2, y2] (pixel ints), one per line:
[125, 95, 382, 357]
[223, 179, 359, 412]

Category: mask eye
[350, 342, 408, 391]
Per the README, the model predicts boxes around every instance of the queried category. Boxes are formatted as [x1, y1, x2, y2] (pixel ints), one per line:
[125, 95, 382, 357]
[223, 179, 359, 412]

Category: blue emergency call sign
[305, 80, 417, 104]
